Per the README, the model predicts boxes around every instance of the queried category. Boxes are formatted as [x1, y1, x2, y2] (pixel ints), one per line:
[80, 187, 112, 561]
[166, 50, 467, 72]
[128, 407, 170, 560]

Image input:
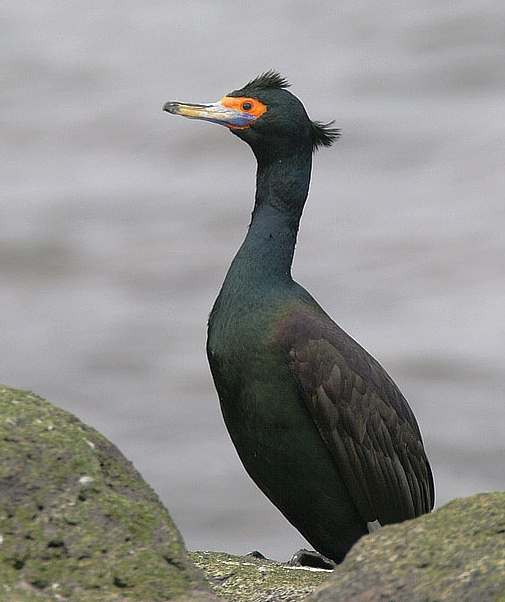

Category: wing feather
[278, 306, 434, 525]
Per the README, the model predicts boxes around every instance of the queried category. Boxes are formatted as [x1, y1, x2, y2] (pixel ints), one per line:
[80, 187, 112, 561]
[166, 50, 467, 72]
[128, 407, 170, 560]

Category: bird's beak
[163, 99, 255, 129]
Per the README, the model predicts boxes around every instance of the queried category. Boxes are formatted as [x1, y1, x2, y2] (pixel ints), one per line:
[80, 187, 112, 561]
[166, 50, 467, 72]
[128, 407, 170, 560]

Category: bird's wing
[275, 305, 434, 525]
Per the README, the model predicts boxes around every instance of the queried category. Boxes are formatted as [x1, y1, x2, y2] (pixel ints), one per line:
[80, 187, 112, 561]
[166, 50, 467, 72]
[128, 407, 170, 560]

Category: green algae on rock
[189, 551, 330, 602]
[305, 491, 505, 602]
[4, 382, 503, 602]
[0, 385, 219, 602]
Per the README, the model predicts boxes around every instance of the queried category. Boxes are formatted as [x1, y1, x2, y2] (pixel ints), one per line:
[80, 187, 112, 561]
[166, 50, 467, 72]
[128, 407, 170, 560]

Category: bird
[163, 71, 435, 565]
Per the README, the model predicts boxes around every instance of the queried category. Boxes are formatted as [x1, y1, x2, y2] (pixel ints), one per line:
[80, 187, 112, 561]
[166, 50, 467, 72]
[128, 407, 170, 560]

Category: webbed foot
[246, 550, 266, 559]
[288, 548, 335, 570]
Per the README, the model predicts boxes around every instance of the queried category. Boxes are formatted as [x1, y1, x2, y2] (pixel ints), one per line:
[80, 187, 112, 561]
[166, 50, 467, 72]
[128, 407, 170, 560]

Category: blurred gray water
[1, 0, 504, 560]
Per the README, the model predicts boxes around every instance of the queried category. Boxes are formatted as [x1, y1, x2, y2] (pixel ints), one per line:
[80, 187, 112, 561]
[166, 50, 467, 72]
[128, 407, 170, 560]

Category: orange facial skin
[219, 96, 267, 129]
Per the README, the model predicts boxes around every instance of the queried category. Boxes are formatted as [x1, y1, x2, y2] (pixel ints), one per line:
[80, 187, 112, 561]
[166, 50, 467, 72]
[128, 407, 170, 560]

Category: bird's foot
[246, 550, 267, 559]
[288, 549, 335, 570]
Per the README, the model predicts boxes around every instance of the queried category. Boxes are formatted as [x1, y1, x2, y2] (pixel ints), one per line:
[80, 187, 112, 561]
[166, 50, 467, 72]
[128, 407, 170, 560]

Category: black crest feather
[310, 120, 341, 151]
[243, 70, 290, 91]
[233, 70, 340, 151]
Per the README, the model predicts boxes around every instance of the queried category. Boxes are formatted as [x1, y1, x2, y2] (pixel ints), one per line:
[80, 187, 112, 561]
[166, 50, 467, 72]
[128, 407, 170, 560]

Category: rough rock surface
[189, 551, 330, 602]
[0, 385, 219, 602]
[2, 383, 504, 602]
[305, 491, 505, 602]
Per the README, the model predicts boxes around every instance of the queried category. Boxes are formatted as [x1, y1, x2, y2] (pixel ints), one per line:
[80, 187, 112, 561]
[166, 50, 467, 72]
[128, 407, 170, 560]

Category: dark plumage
[163, 71, 434, 563]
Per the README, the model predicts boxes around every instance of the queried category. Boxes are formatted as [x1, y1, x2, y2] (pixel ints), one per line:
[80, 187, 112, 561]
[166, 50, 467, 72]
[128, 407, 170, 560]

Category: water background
[2, 0, 504, 560]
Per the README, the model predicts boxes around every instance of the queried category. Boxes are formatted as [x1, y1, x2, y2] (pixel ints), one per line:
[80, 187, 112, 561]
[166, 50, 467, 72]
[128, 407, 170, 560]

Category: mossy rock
[3, 383, 504, 602]
[0, 385, 219, 602]
[189, 551, 330, 602]
[306, 491, 505, 602]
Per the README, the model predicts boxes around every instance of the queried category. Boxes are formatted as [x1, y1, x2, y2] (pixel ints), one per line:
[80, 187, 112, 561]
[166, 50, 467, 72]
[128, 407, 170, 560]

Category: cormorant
[163, 71, 435, 564]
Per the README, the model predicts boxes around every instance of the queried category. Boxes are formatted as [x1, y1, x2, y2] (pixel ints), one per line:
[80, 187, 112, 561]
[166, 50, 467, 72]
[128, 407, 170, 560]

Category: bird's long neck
[225, 150, 313, 292]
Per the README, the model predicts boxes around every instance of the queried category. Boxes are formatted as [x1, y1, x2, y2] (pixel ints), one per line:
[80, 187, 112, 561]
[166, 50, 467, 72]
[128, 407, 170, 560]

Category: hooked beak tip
[163, 101, 177, 113]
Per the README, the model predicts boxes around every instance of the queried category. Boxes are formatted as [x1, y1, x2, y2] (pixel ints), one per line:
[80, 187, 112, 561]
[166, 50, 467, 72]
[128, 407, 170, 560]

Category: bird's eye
[242, 102, 253, 111]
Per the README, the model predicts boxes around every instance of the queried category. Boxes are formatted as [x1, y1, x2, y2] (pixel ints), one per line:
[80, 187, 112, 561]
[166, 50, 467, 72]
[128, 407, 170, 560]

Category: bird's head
[163, 70, 340, 160]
